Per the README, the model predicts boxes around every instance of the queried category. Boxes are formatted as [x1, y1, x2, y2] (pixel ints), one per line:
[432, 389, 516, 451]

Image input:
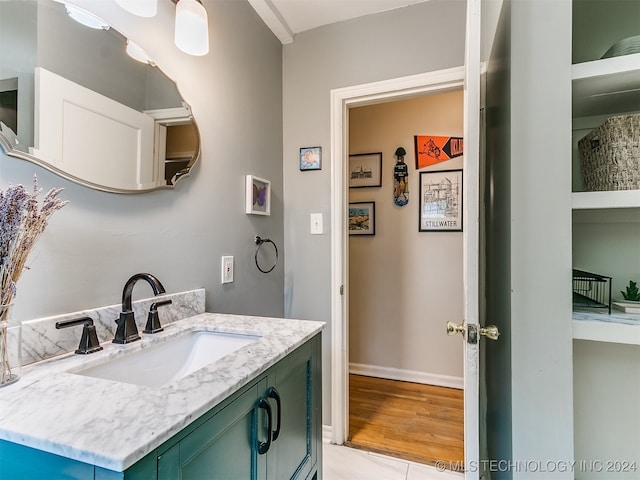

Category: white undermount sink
[76, 330, 260, 388]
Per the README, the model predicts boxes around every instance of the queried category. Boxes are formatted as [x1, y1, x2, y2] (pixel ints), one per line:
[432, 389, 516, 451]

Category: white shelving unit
[571, 53, 640, 344]
[572, 190, 640, 210]
[571, 7, 640, 475]
[572, 53, 640, 118]
[572, 315, 640, 345]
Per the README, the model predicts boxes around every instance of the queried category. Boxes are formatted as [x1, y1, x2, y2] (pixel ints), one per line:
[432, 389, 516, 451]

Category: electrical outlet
[221, 256, 234, 284]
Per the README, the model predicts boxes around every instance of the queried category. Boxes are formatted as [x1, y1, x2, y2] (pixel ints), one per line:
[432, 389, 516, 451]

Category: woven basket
[578, 114, 640, 191]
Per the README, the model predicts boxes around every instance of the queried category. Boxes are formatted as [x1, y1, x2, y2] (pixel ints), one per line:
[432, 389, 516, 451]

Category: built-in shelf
[572, 53, 640, 118]
[573, 53, 640, 82]
[573, 319, 640, 345]
[572, 311, 640, 345]
[572, 190, 640, 209]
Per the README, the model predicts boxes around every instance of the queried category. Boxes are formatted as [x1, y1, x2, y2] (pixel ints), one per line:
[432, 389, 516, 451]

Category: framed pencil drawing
[349, 153, 382, 188]
[419, 169, 462, 232]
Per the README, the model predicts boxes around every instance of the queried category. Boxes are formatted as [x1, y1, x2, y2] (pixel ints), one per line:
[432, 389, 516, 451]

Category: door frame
[329, 66, 466, 445]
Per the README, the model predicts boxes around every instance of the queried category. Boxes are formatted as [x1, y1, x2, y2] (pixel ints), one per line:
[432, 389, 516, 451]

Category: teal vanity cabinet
[156, 381, 268, 480]
[0, 333, 321, 480]
[266, 340, 319, 480]
[154, 334, 321, 480]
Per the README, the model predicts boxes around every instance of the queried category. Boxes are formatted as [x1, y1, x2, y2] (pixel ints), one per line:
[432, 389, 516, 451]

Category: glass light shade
[115, 0, 157, 18]
[126, 39, 153, 65]
[175, 0, 209, 56]
[64, 4, 110, 30]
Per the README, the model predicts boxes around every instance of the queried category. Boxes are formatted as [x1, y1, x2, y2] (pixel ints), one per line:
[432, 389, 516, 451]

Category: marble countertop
[572, 309, 640, 325]
[0, 313, 324, 472]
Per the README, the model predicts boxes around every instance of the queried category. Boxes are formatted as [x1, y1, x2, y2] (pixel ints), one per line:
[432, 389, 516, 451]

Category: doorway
[329, 66, 467, 447]
[343, 88, 465, 467]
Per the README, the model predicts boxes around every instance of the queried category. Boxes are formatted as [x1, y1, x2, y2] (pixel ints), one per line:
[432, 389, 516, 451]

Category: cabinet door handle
[267, 387, 281, 442]
[257, 397, 272, 455]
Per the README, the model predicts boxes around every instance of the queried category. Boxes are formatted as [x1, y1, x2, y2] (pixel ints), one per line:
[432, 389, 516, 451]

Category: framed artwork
[348, 202, 376, 235]
[414, 135, 464, 169]
[419, 169, 463, 232]
[300, 146, 322, 171]
[245, 175, 271, 216]
[349, 152, 382, 188]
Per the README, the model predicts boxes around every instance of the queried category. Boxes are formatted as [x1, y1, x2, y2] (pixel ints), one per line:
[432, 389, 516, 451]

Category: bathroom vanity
[0, 312, 324, 479]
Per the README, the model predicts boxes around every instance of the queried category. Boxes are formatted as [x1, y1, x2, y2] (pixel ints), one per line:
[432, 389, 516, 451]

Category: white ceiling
[247, 0, 430, 44]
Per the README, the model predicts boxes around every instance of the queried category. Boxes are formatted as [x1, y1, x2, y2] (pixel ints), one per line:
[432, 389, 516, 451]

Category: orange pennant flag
[414, 135, 464, 169]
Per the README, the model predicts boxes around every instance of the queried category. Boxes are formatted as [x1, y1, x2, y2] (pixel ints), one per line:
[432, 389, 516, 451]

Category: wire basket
[572, 269, 612, 314]
[578, 114, 640, 191]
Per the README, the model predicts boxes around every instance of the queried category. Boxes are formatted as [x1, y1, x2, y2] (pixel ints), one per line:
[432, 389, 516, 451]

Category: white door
[450, 0, 500, 477]
[461, 0, 482, 477]
[34, 67, 156, 190]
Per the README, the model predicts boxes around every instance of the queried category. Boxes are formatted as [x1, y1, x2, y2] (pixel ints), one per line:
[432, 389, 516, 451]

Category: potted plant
[620, 280, 640, 302]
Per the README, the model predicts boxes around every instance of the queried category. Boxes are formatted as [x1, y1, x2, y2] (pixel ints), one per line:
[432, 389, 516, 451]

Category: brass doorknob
[480, 324, 500, 341]
[446, 320, 466, 337]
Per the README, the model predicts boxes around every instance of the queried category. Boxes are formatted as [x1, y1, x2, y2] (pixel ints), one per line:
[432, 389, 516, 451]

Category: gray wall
[0, 1, 37, 148]
[572, 0, 640, 64]
[282, 0, 467, 423]
[0, 0, 285, 322]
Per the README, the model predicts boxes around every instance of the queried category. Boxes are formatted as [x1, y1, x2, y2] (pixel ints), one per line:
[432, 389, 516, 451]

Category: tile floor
[322, 432, 463, 480]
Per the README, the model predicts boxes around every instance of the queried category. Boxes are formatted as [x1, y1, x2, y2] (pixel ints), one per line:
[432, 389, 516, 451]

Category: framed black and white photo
[349, 153, 382, 188]
[348, 202, 376, 235]
[419, 169, 463, 232]
[245, 174, 271, 216]
[299, 146, 322, 171]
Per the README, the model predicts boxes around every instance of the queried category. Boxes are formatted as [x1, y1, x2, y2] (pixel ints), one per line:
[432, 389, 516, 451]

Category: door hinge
[339, 285, 344, 295]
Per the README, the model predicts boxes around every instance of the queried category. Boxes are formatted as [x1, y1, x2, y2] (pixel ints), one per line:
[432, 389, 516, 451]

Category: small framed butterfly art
[245, 175, 271, 216]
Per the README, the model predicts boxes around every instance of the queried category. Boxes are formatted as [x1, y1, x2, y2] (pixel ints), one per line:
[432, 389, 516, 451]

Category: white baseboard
[349, 362, 463, 390]
[322, 424, 332, 443]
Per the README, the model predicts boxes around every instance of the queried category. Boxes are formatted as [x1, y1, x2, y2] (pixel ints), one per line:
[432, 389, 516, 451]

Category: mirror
[0, 0, 200, 193]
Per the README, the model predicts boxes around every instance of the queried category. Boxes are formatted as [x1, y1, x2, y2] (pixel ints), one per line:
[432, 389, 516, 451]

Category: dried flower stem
[0, 175, 67, 384]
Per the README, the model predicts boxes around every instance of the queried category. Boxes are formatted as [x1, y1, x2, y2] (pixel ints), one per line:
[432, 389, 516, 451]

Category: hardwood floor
[346, 374, 464, 470]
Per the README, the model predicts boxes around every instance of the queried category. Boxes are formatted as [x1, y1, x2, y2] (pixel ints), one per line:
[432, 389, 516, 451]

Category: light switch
[221, 256, 234, 284]
[310, 213, 323, 235]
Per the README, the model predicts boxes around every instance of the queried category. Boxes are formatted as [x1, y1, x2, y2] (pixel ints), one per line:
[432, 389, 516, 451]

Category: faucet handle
[56, 317, 103, 355]
[143, 299, 172, 334]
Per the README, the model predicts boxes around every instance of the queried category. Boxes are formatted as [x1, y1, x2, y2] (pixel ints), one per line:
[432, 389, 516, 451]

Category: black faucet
[113, 273, 166, 344]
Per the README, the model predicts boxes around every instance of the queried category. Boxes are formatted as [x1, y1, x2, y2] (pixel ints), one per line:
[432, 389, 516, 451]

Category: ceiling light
[126, 40, 155, 65]
[64, 4, 110, 30]
[115, 0, 158, 18]
[174, 0, 209, 56]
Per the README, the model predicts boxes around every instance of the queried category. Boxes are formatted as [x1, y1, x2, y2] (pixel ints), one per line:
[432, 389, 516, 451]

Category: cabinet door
[158, 382, 267, 480]
[268, 338, 317, 480]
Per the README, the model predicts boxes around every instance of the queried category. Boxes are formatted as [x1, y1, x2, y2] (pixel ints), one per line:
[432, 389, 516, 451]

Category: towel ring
[254, 236, 278, 273]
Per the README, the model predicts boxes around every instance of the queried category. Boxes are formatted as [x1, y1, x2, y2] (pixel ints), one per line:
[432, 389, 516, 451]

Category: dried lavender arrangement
[0, 175, 67, 385]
